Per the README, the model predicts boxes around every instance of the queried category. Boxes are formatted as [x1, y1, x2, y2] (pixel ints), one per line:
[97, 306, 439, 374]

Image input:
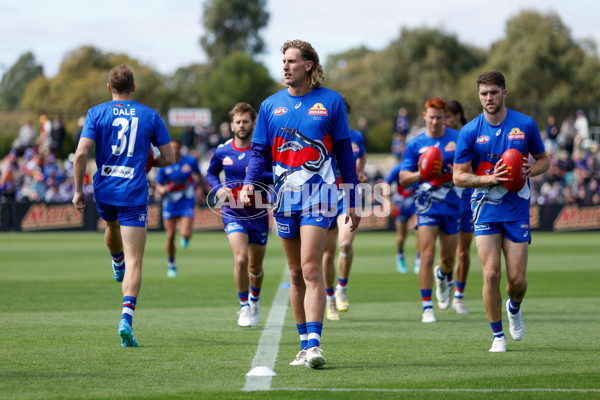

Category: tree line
[1, 7, 599, 155]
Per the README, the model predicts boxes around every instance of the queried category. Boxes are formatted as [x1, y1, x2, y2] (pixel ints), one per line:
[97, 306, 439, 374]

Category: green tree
[0, 52, 43, 110]
[200, 0, 269, 62]
[201, 51, 276, 125]
[479, 10, 600, 122]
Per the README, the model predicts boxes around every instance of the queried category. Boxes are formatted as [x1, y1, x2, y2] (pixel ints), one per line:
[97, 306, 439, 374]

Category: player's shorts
[96, 202, 148, 228]
[460, 189, 474, 233]
[275, 212, 329, 238]
[417, 214, 460, 235]
[474, 218, 531, 243]
[225, 222, 268, 246]
[162, 198, 195, 220]
[395, 195, 416, 223]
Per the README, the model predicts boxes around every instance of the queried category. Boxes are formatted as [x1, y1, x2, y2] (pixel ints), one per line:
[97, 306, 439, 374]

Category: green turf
[0, 231, 599, 399]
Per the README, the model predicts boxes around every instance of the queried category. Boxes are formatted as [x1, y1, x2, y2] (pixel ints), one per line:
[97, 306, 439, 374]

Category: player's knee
[508, 276, 527, 292]
[234, 254, 248, 269]
[483, 269, 501, 286]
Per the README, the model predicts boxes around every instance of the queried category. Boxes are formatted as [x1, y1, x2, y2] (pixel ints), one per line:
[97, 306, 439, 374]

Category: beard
[234, 130, 250, 140]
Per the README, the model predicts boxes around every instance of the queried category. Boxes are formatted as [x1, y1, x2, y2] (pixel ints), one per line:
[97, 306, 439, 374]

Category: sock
[336, 278, 348, 290]
[446, 271, 454, 289]
[420, 289, 433, 311]
[238, 290, 249, 308]
[306, 321, 323, 349]
[416, 252, 421, 260]
[122, 296, 136, 326]
[296, 323, 308, 350]
[508, 299, 521, 315]
[111, 251, 125, 271]
[325, 287, 335, 300]
[435, 267, 446, 280]
[454, 281, 466, 299]
[249, 286, 261, 303]
[168, 257, 175, 269]
[490, 320, 505, 338]
[398, 249, 404, 256]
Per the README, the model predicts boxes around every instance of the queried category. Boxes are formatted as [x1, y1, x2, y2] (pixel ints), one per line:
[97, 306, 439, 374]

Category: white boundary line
[242, 266, 290, 392]
[273, 388, 600, 393]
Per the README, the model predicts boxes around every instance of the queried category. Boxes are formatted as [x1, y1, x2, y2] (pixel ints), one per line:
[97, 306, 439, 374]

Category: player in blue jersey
[454, 71, 549, 352]
[72, 65, 174, 347]
[322, 98, 367, 320]
[445, 100, 472, 314]
[240, 40, 360, 368]
[154, 139, 203, 278]
[384, 162, 419, 274]
[206, 102, 271, 328]
[400, 97, 461, 324]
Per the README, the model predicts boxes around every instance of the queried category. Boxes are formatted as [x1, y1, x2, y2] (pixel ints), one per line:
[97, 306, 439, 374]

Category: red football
[146, 151, 154, 173]
[419, 146, 443, 181]
[500, 148, 526, 192]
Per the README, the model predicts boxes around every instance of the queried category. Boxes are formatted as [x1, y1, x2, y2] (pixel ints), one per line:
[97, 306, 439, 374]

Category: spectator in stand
[392, 107, 410, 159]
[574, 109, 589, 151]
[544, 115, 559, 153]
[559, 115, 576, 156]
[50, 115, 66, 160]
[12, 120, 37, 156]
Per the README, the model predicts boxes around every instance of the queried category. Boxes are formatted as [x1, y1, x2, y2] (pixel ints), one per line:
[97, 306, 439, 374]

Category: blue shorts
[395, 195, 416, 223]
[417, 214, 460, 235]
[474, 219, 531, 243]
[225, 222, 268, 246]
[96, 202, 148, 228]
[275, 213, 329, 238]
[162, 198, 195, 220]
[460, 190, 474, 233]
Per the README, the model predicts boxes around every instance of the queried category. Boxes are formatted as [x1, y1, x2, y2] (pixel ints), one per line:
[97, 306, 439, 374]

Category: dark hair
[446, 99, 467, 126]
[229, 102, 257, 122]
[281, 40, 324, 89]
[477, 70, 506, 90]
[108, 65, 134, 94]
[343, 96, 352, 115]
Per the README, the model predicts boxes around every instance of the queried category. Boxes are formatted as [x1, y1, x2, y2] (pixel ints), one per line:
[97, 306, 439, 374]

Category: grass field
[0, 230, 599, 399]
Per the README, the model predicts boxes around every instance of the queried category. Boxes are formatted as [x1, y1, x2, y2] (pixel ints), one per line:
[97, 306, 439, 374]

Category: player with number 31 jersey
[82, 100, 171, 206]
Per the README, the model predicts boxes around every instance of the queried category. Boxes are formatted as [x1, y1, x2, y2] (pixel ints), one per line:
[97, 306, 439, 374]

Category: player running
[454, 71, 549, 352]
[399, 97, 461, 324]
[154, 139, 204, 277]
[241, 40, 360, 368]
[72, 64, 174, 347]
[206, 102, 271, 328]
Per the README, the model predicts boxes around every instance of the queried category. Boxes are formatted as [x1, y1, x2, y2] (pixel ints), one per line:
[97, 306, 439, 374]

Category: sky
[1, 0, 600, 81]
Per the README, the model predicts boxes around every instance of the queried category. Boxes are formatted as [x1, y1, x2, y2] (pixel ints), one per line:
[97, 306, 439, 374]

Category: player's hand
[72, 191, 86, 215]
[240, 184, 255, 207]
[345, 207, 361, 232]
[521, 156, 533, 180]
[357, 172, 368, 183]
[492, 159, 509, 184]
[216, 187, 232, 203]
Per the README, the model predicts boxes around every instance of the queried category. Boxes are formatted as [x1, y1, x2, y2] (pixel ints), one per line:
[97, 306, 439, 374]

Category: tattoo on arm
[466, 175, 481, 186]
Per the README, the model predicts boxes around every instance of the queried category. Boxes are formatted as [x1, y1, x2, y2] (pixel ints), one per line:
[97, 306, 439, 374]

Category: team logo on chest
[223, 156, 233, 166]
[444, 141, 456, 152]
[308, 103, 328, 116]
[181, 164, 192, 173]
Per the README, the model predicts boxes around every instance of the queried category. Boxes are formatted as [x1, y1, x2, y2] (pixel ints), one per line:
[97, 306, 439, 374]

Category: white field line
[242, 266, 290, 392]
[273, 388, 600, 393]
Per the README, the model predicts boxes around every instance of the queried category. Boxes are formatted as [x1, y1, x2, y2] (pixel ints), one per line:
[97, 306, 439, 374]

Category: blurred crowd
[2, 109, 599, 207]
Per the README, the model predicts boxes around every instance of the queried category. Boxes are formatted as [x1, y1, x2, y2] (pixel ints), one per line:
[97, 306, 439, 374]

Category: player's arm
[523, 151, 549, 180]
[153, 143, 175, 168]
[193, 172, 206, 203]
[241, 142, 270, 205]
[206, 153, 231, 202]
[333, 137, 361, 232]
[356, 152, 367, 183]
[453, 160, 507, 188]
[72, 137, 94, 213]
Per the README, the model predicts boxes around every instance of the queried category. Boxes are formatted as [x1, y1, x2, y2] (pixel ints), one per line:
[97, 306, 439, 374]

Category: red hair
[424, 97, 447, 111]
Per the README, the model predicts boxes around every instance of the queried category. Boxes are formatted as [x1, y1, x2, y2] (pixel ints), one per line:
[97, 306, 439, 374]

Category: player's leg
[453, 230, 473, 314]
[395, 219, 409, 273]
[299, 224, 327, 368]
[503, 236, 528, 341]
[322, 226, 339, 320]
[248, 240, 266, 326]
[280, 233, 308, 364]
[417, 224, 439, 322]
[437, 229, 458, 310]
[226, 231, 252, 327]
[105, 220, 125, 282]
[118, 224, 147, 347]
[163, 217, 178, 277]
[178, 215, 194, 249]
[335, 214, 356, 312]
[475, 232, 506, 351]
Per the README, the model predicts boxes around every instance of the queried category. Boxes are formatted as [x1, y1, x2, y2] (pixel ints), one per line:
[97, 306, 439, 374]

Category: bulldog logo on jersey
[308, 103, 328, 116]
[222, 156, 233, 166]
[181, 164, 192, 173]
[444, 141, 456, 152]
